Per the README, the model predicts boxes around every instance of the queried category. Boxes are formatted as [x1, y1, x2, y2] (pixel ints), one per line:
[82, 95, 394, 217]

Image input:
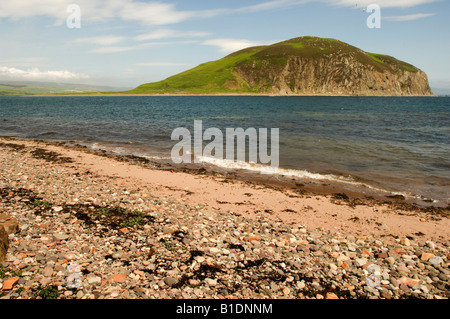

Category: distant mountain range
[0, 81, 129, 95]
[431, 87, 450, 96]
[128, 36, 433, 96]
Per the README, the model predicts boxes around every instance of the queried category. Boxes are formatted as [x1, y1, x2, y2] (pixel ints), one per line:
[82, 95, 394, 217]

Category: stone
[376, 252, 388, 259]
[0, 213, 18, 234]
[87, 274, 102, 285]
[53, 233, 70, 241]
[412, 284, 429, 294]
[205, 278, 218, 287]
[325, 292, 339, 299]
[0, 225, 8, 262]
[2, 277, 19, 290]
[393, 248, 407, 254]
[428, 256, 443, 267]
[355, 258, 368, 267]
[164, 276, 179, 287]
[384, 257, 396, 266]
[43, 266, 53, 277]
[109, 273, 128, 283]
[399, 276, 419, 288]
[420, 253, 435, 261]
[397, 264, 410, 274]
[209, 247, 221, 255]
[400, 237, 411, 246]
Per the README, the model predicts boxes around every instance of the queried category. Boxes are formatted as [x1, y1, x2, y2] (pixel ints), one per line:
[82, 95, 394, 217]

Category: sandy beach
[0, 137, 449, 299]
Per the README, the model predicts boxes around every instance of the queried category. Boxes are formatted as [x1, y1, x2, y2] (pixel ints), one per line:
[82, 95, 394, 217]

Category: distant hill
[0, 81, 129, 96]
[128, 36, 433, 96]
[431, 87, 450, 96]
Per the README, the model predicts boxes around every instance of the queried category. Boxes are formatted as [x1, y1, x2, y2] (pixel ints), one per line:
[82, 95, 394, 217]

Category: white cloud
[384, 13, 436, 21]
[0, 0, 439, 27]
[134, 29, 210, 41]
[326, 0, 439, 8]
[202, 38, 270, 54]
[74, 35, 127, 46]
[90, 46, 136, 54]
[90, 40, 198, 54]
[236, 0, 312, 13]
[0, 0, 212, 26]
[0, 57, 45, 68]
[0, 66, 89, 81]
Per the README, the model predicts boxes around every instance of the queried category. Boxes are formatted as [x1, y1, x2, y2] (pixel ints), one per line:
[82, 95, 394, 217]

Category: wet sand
[1, 136, 448, 243]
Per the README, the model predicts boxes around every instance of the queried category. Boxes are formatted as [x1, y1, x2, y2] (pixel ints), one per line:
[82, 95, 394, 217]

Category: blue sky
[0, 0, 449, 90]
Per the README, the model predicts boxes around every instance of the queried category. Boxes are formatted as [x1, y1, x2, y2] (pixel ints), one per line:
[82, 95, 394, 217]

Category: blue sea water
[0, 95, 449, 205]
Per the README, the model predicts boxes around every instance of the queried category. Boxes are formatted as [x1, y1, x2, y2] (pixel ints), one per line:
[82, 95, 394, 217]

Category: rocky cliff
[130, 36, 433, 96]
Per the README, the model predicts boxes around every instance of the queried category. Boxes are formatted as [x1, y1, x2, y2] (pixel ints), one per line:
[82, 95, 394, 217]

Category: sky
[0, 0, 449, 90]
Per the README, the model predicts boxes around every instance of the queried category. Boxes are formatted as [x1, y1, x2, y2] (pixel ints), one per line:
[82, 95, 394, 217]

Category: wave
[198, 155, 443, 203]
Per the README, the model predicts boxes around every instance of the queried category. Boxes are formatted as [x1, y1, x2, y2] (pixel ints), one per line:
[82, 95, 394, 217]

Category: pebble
[0, 141, 448, 300]
[428, 256, 443, 267]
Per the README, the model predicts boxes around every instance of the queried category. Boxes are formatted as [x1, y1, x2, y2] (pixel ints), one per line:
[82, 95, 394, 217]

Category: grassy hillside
[127, 36, 419, 94]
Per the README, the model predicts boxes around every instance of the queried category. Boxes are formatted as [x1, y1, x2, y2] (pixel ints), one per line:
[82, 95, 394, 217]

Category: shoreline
[1, 136, 449, 241]
[12, 92, 436, 97]
[0, 136, 449, 299]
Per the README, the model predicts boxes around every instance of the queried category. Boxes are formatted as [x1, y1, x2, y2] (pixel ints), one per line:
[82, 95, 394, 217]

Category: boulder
[0, 213, 18, 234]
[0, 225, 9, 262]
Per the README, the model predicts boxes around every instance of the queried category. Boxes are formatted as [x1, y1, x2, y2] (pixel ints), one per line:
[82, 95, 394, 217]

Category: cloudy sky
[0, 0, 449, 89]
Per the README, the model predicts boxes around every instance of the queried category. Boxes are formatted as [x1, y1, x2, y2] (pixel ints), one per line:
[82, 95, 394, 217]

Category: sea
[0, 95, 449, 207]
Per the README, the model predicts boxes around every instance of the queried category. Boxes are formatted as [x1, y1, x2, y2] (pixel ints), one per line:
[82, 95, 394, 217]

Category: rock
[109, 273, 128, 283]
[355, 258, 368, 267]
[393, 248, 407, 254]
[209, 247, 221, 255]
[412, 284, 429, 294]
[0, 213, 18, 234]
[205, 278, 218, 287]
[396, 264, 410, 274]
[381, 290, 392, 299]
[76, 290, 84, 299]
[2, 277, 19, 290]
[428, 256, 443, 267]
[43, 266, 53, 277]
[164, 276, 179, 287]
[376, 252, 388, 259]
[384, 257, 396, 266]
[53, 233, 70, 241]
[400, 237, 411, 246]
[399, 276, 419, 288]
[420, 253, 435, 261]
[0, 225, 8, 262]
[87, 274, 102, 285]
[325, 292, 339, 299]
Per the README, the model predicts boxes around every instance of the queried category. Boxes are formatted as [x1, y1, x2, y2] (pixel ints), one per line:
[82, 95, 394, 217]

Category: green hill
[127, 36, 432, 96]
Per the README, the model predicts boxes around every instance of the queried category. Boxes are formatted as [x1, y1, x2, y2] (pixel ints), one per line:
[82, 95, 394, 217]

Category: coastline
[30, 92, 436, 97]
[0, 136, 448, 299]
[2, 136, 449, 241]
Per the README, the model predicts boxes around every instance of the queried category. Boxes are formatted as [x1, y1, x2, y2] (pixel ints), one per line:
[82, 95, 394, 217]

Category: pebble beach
[0, 137, 449, 300]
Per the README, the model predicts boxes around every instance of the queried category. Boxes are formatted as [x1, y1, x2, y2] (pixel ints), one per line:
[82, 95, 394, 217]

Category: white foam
[197, 155, 398, 195]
